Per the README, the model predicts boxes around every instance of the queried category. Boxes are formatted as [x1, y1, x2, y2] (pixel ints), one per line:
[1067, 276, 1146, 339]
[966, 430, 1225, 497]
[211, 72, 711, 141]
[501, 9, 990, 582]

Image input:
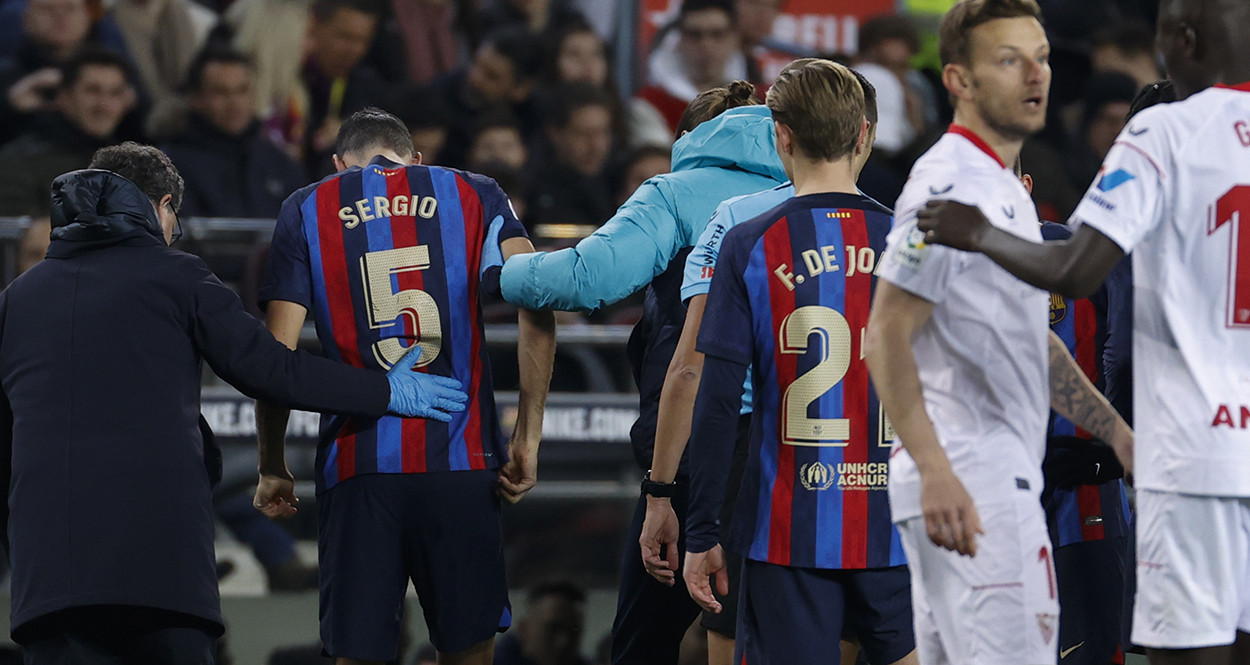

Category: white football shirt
[1072, 83, 1250, 497]
[880, 127, 1051, 522]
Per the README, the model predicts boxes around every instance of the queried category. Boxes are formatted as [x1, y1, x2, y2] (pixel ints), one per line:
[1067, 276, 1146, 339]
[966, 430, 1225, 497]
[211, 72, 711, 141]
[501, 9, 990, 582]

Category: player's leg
[1135, 491, 1250, 665]
[734, 560, 847, 665]
[318, 476, 413, 664]
[404, 470, 511, 665]
[611, 486, 702, 665]
[1053, 537, 1129, 664]
[842, 565, 917, 665]
[703, 417, 750, 665]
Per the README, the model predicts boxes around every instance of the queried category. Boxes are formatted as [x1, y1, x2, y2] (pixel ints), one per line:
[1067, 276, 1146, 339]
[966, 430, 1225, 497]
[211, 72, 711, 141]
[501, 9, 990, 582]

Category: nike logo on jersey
[1060, 642, 1085, 659]
[1128, 125, 1148, 136]
[929, 184, 954, 196]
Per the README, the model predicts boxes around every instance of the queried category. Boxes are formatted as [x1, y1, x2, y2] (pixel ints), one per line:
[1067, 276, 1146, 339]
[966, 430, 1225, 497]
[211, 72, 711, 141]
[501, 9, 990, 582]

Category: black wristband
[641, 470, 678, 498]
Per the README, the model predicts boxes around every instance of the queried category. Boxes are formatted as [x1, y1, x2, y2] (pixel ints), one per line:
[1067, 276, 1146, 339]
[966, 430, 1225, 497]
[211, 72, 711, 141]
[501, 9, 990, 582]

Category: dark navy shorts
[736, 560, 914, 665]
[318, 471, 510, 661]
[1055, 536, 1130, 665]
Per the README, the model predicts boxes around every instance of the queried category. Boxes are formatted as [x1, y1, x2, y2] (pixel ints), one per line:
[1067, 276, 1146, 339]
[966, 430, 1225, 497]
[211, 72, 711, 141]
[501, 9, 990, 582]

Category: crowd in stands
[0, 0, 1161, 241]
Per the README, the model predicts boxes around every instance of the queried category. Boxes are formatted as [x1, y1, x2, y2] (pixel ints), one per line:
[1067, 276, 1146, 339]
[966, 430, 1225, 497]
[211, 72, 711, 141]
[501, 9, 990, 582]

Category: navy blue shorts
[1055, 536, 1130, 664]
[318, 471, 510, 661]
[736, 560, 914, 665]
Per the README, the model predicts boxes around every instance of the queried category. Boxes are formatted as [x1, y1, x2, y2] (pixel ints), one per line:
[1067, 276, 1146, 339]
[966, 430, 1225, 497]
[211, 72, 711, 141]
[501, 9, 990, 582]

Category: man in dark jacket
[0, 143, 468, 664]
[163, 48, 306, 218]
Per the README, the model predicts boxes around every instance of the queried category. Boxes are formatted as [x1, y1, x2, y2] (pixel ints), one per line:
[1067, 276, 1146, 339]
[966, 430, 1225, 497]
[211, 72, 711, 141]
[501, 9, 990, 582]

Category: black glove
[1042, 435, 1124, 488]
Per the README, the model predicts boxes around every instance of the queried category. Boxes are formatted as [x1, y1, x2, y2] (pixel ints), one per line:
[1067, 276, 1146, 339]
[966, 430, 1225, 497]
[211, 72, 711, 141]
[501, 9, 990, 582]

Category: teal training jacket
[500, 105, 788, 311]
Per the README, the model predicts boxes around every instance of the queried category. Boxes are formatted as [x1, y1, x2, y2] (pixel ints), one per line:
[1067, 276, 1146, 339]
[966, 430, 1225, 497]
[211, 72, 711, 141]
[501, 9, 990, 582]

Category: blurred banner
[639, 0, 896, 74]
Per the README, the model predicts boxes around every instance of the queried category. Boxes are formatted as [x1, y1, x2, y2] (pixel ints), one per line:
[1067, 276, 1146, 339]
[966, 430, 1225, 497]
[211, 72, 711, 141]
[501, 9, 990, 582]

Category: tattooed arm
[1047, 331, 1133, 473]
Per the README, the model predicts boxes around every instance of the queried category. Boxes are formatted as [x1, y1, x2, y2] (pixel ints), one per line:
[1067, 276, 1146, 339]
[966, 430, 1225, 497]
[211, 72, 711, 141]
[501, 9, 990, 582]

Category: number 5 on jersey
[361, 246, 443, 368]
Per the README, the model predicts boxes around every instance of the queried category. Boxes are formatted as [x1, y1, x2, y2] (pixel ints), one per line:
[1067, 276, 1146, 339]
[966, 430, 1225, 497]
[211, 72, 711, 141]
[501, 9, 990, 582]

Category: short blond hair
[939, 0, 1043, 67]
[766, 58, 865, 162]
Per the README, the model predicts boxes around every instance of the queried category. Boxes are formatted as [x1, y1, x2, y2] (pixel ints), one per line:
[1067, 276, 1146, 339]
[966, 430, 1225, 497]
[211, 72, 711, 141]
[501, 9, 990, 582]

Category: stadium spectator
[527, 83, 617, 227]
[300, 0, 388, 177]
[0, 0, 127, 144]
[1064, 71, 1138, 195]
[495, 582, 590, 665]
[224, 0, 310, 158]
[433, 26, 544, 168]
[466, 108, 529, 172]
[1090, 21, 1164, 89]
[613, 145, 670, 207]
[387, 83, 453, 166]
[386, 0, 465, 84]
[633, 0, 746, 143]
[733, 0, 804, 87]
[478, 0, 585, 37]
[546, 19, 609, 88]
[17, 218, 51, 275]
[110, 0, 217, 139]
[162, 48, 305, 218]
[0, 49, 136, 216]
[854, 14, 934, 155]
[0, 142, 467, 664]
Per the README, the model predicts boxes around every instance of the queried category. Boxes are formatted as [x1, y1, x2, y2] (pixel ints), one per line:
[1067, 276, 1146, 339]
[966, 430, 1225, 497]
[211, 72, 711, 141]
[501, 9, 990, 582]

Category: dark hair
[469, 106, 523, 141]
[938, 0, 1043, 67]
[543, 82, 615, 129]
[849, 68, 878, 126]
[90, 142, 185, 211]
[543, 16, 602, 83]
[1081, 71, 1139, 129]
[482, 26, 545, 83]
[60, 47, 132, 90]
[310, 0, 383, 22]
[679, 0, 735, 25]
[1092, 20, 1156, 58]
[527, 581, 586, 606]
[385, 83, 451, 130]
[336, 107, 415, 159]
[185, 46, 251, 93]
[1128, 79, 1176, 120]
[675, 80, 759, 138]
[858, 14, 921, 55]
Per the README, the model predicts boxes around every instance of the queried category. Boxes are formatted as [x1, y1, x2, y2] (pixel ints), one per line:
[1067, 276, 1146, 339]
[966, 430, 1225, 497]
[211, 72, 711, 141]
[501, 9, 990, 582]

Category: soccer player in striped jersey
[1040, 219, 1133, 665]
[640, 68, 881, 665]
[254, 108, 556, 665]
[683, 59, 917, 665]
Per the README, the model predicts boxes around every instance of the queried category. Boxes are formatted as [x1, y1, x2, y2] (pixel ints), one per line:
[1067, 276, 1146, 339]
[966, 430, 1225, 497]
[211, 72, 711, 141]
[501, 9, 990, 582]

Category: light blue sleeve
[499, 180, 681, 312]
[681, 200, 736, 302]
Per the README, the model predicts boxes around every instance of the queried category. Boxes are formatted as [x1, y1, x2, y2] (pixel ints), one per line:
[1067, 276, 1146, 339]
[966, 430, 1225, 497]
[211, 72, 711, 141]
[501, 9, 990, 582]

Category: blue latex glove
[385, 347, 469, 421]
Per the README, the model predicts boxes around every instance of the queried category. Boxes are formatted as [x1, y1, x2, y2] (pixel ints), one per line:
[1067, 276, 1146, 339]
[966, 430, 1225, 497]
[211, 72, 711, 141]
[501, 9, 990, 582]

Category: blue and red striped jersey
[1041, 222, 1131, 547]
[260, 156, 527, 492]
[697, 193, 905, 569]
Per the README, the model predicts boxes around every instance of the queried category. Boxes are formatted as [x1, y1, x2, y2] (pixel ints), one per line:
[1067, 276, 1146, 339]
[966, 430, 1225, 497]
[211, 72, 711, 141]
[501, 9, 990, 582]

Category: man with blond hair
[683, 58, 916, 665]
[864, 2, 1131, 664]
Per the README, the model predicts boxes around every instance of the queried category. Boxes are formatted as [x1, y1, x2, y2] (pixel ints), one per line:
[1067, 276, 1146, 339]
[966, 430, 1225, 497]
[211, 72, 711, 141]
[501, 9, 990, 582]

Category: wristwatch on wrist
[641, 470, 678, 498]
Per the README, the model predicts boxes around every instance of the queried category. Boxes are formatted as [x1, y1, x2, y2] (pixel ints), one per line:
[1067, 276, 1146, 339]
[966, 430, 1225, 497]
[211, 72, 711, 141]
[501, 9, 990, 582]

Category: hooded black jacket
[0, 169, 390, 640]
